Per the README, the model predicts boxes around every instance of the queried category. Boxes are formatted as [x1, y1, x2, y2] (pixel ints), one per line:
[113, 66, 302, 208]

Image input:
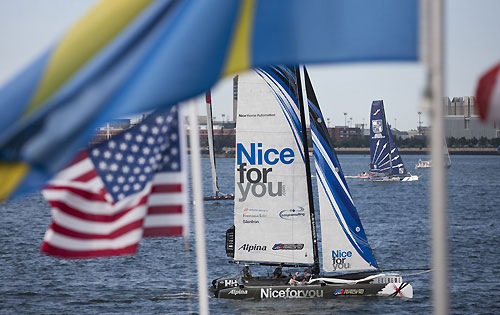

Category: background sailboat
[415, 139, 452, 169]
[368, 100, 418, 181]
[203, 91, 234, 201]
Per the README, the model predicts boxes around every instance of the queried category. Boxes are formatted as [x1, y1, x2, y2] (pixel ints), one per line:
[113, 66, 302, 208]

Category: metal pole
[430, 0, 448, 314]
[187, 100, 209, 315]
[297, 65, 320, 275]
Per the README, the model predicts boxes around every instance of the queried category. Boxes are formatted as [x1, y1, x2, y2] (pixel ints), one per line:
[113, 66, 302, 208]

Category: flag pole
[187, 99, 209, 315]
[430, 0, 449, 314]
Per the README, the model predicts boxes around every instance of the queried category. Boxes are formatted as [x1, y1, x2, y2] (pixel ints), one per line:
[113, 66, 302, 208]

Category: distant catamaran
[211, 66, 413, 299]
[367, 100, 418, 182]
[415, 139, 452, 169]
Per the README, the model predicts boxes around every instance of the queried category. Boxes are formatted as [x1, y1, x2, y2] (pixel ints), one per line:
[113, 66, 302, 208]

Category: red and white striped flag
[41, 106, 189, 258]
[475, 62, 500, 122]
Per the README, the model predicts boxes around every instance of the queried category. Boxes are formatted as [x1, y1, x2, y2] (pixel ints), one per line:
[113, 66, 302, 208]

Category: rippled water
[1, 155, 499, 314]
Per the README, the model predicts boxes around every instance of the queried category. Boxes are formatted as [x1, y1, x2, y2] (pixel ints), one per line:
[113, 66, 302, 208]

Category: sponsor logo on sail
[272, 243, 304, 250]
[372, 119, 383, 134]
[228, 289, 248, 295]
[373, 109, 381, 116]
[242, 213, 266, 218]
[242, 208, 268, 213]
[238, 113, 276, 118]
[238, 244, 267, 252]
[334, 288, 365, 295]
[279, 207, 305, 220]
[331, 250, 352, 271]
[243, 219, 259, 224]
[236, 143, 293, 202]
[260, 288, 324, 299]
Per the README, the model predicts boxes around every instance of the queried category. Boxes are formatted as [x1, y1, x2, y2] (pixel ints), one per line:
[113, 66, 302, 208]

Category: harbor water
[1, 155, 499, 314]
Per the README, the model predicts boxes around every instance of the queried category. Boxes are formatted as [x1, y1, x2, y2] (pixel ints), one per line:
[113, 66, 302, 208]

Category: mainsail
[232, 66, 314, 265]
[369, 100, 407, 177]
[304, 68, 378, 272]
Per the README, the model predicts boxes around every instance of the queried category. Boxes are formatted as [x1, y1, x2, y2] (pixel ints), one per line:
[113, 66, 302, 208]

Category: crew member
[240, 265, 252, 279]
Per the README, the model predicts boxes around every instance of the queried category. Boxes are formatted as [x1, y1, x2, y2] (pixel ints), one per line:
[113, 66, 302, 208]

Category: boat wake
[150, 292, 197, 301]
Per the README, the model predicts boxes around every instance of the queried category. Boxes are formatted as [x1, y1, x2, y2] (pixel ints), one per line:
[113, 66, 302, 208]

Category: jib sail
[304, 67, 378, 272]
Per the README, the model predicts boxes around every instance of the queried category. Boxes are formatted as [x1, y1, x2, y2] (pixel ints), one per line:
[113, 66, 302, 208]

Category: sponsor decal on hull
[220, 279, 238, 288]
[260, 288, 324, 299]
[334, 288, 365, 296]
[228, 289, 248, 295]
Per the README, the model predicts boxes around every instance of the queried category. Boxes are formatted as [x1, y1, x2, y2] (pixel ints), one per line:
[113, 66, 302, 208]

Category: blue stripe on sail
[256, 69, 305, 163]
[257, 69, 301, 133]
[386, 124, 407, 175]
[264, 67, 301, 115]
[312, 123, 377, 268]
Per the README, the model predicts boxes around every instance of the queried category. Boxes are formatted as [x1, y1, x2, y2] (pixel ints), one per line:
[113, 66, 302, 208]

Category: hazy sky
[1, 0, 499, 131]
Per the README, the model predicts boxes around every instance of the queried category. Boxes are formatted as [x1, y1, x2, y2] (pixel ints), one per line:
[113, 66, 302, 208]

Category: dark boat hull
[203, 194, 234, 201]
[216, 283, 412, 299]
[212, 274, 413, 299]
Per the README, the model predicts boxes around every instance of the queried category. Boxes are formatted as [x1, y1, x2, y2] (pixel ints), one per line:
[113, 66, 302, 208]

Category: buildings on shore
[93, 95, 499, 151]
[444, 96, 500, 139]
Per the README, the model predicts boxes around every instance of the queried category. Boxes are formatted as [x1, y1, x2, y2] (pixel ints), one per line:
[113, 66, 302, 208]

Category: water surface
[1, 154, 499, 314]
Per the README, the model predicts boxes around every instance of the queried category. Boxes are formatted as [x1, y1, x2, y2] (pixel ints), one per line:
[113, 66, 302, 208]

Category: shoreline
[200, 147, 499, 157]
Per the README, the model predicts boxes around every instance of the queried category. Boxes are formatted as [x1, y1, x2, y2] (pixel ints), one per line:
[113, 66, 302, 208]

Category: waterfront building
[444, 96, 500, 139]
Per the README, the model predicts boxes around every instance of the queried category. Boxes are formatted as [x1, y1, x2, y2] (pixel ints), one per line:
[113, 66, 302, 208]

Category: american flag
[40, 106, 189, 258]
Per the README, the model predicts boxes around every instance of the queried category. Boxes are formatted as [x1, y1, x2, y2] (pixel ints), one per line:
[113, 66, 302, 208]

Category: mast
[205, 91, 219, 196]
[296, 65, 320, 275]
[382, 106, 393, 176]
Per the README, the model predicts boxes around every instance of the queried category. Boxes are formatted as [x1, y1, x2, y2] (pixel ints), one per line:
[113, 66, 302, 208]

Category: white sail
[233, 68, 314, 264]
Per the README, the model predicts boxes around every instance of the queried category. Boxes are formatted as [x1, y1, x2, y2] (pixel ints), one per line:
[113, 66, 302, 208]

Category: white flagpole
[187, 99, 209, 315]
[430, 0, 449, 314]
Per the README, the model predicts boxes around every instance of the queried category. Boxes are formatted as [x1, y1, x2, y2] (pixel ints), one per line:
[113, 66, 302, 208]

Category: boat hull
[212, 274, 413, 299]
[366, 175, 418, 182]
[203, 194, 234, 201]
[215, 282, 412, 299]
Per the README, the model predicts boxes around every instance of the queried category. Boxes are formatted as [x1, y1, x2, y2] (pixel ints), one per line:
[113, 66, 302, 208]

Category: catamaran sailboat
[211, 66, 413, 299]
[367, 100, 418, 182]
[203, 91, 234, 201]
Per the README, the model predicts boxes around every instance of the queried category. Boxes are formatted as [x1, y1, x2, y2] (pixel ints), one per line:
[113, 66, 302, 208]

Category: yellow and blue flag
[0, 0, 418, 200]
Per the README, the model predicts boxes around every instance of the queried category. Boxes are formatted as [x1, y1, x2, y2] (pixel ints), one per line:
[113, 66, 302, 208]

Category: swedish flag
[0, 0, 418, 200]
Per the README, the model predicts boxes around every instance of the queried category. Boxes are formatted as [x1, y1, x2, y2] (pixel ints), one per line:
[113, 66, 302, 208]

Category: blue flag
[0, 0, 418, 199]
